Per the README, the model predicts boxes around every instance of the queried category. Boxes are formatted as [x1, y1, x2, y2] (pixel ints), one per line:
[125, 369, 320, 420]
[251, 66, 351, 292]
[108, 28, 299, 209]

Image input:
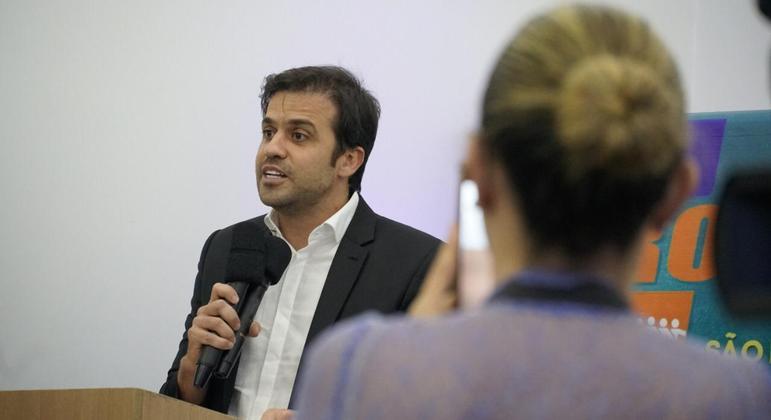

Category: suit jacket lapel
[288, 199, 376, 407]
[304, 198, 376, 346]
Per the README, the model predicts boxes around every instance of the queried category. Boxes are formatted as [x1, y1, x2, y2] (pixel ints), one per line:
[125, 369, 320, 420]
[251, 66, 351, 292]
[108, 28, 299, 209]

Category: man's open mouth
[262, 167, 287, 179]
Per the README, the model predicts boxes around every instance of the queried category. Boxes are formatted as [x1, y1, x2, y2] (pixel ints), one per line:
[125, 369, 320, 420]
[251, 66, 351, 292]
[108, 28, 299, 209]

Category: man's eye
[292, 132, 308, 141]
[262, 129, 274, 139]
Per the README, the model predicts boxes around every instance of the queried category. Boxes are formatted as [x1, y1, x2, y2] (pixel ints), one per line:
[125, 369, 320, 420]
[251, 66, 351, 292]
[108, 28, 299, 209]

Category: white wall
[0, 0, 768, 391]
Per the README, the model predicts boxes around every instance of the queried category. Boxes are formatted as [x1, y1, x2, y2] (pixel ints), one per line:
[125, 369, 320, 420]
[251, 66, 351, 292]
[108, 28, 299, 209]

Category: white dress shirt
[228, 192, 360, 419]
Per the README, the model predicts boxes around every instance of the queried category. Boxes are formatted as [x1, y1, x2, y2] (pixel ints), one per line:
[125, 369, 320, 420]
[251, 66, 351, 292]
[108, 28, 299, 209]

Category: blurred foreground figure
[294, 5, 771, 419]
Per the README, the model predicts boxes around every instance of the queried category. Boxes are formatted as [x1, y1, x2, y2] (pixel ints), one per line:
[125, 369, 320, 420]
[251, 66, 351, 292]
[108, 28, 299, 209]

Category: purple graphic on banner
[689, 119, 726, 197]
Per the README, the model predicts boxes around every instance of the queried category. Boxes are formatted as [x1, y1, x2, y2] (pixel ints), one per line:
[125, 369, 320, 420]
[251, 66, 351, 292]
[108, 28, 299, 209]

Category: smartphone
[458, 179, 496, 308]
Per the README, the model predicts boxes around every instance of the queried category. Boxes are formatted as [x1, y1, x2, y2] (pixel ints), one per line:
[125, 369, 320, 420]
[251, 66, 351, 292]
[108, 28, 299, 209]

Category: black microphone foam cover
[225, 222, 265, 285]
[264, 235, 291, 285]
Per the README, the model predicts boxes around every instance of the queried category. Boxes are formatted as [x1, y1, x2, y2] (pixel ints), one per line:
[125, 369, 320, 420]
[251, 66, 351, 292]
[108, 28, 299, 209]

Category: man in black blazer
[160, 66, 440, 418]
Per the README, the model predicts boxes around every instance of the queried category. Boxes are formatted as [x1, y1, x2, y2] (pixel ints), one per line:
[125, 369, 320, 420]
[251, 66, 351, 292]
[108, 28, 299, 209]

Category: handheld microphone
[215, 234, 291, 377]
[193, 222, 289, 388]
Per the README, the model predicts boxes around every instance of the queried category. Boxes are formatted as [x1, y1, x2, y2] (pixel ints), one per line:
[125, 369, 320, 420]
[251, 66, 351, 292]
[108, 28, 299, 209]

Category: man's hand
[408, 226, 459, 317]
[261, 408, 295, 420]
[177, 282, 261, 404]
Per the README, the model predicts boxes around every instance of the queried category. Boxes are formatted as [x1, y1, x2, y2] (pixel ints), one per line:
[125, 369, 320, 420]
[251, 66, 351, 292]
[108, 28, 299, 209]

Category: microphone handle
[215, 283, 269, 378]
[193, 281, 250, 388]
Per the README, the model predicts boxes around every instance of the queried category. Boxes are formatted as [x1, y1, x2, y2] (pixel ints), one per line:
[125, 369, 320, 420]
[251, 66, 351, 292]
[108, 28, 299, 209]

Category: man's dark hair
[260, 66, 381, 194]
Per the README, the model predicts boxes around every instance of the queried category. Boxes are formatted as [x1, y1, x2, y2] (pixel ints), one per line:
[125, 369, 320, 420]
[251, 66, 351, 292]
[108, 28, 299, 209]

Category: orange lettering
[635, 230, 661, 283]
[668, 204, 717, 282]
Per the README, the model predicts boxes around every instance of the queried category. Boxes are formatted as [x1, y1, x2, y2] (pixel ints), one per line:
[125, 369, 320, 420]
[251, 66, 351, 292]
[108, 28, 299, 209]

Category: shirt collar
[263, 192, 360, 245]
[489, 268, 629, 310]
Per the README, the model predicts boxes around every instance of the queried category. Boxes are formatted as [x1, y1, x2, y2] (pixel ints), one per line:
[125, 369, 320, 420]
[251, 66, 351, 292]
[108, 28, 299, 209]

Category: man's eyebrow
[287, 118, 317, 131]
[261, 117, 317, 129]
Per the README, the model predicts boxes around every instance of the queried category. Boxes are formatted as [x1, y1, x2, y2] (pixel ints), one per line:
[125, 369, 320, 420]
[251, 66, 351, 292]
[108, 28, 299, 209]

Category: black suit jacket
[160, 198, 440, 413]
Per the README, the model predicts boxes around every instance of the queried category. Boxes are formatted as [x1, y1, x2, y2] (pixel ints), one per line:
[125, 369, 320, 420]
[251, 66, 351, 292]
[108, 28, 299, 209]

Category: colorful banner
[632, 110, 771, 366]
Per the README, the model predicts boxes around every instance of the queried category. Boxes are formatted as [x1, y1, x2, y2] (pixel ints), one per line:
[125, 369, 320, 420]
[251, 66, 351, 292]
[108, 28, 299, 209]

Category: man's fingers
[260, 408, 295, 420]
[210, 282, 239, 305]
[192, 313, 238, 341]
[186, 291, 244, 360]
[248, 321, 262, 337]
[185, 283, 255, 365]
[187, 325, 235, 352]
[196, 298, 241, 330]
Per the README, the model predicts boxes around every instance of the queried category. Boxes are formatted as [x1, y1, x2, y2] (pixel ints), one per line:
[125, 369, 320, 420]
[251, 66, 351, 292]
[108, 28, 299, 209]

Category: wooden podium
[0, 388, 235, 420]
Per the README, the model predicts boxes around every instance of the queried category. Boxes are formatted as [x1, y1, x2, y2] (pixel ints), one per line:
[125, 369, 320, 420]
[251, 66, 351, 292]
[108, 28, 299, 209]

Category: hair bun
[557, 54, 685, 181]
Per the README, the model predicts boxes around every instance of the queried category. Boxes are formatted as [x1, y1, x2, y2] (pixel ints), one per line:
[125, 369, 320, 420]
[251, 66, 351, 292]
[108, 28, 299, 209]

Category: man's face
[256, 91, 343, 213]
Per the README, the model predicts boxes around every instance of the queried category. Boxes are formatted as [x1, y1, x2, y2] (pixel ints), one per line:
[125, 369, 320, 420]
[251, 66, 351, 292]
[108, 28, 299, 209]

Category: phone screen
[458, 179, 496, 308]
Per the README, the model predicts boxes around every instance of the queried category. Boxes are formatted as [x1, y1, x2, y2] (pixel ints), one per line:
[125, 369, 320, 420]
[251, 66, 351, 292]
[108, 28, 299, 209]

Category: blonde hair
[481, 5, 687, 254]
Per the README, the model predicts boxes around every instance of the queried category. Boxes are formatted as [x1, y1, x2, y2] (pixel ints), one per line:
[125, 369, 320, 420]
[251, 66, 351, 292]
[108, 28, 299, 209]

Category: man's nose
[263, 131, 288, 159]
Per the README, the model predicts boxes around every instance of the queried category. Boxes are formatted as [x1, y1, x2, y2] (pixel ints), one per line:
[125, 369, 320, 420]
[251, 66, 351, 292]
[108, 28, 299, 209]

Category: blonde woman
[293, 5, 771, 419]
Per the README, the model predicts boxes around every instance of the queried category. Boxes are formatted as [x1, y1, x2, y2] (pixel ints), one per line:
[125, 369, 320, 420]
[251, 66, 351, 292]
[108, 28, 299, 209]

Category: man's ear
[649, 158, 699, 231]
[336, 146, 365, 178]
